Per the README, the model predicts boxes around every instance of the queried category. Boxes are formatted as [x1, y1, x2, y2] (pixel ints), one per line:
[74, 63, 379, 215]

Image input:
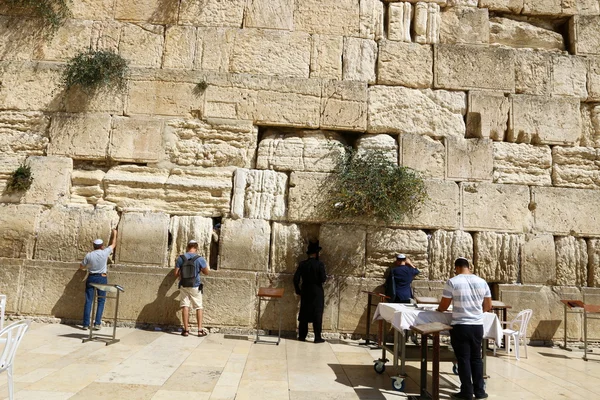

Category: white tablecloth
[373, 303, 503, 343]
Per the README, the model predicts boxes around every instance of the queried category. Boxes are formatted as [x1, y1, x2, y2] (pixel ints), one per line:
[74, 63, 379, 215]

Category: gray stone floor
[1, 322, 600, 399]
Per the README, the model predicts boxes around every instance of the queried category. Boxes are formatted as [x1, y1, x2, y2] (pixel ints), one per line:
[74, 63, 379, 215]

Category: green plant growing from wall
[326, 147, 428, 223]
[62, 49, 129, 93]
[7, 164, 33, 192]
[3, 0, 72, 31]
[193, 80, 209, 97]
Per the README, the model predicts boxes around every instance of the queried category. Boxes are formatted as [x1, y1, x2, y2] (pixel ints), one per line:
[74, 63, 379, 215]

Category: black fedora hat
[306, 240, 322, 254]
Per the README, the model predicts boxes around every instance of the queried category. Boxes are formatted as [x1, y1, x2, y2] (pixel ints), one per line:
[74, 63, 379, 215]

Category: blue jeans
[450, 324, 485, 398]
[83, 274, 107, 326]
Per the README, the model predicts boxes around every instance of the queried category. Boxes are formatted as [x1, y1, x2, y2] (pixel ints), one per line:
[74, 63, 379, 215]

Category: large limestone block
[434, 44, 515, 91]
[493, 142, 552, 186]
[356, 134, 398, 165]
[509, 95, 580, 145]
[479, 0, 523, 13]
[91, 20, 122, 52]
[294, 0, 360, 36]
[61, 85, 125, 114]
[466, 91, 510, 141]
[552, 55, 588, 99]
[413, 2, 441, 44]
[0, 154, 27, 203]
[368, 86, 466, 137]
[400, 134, 445, 179]
[532, 187, 600, 236]
[169, 216, 213, 268]
[474, 231, 522, 283]
[446, 137, 493, 181]
[35, 206, 119, 262]
[287, 171, 331, 223]
[428, 230, 473, 280]
[48, 113, 111, 160]
[230, 169, 287, 220]
[0, 259, 22, 312]
[321, 80, 368, 131]
[377, 41, 433, 88]
[342, 37, 377, 84]
[576, 0, 600, 15]
[254, 274, 299, 331]
[337, 277, 382, 333]
[440, 6, 489, 44]
[256, 129, 346, 173]
[104, 166, 169, 210]
[0, 17, 38, 61]
[413, 280, 446, 302]
[230, 30, 311, 78]
[0, 111, 49, 155]
[462, 182, 531, 232]
[388, 2, 413, 42]
[110, 117, 164, 163]
[319, 224, 367, 277]
[179, 0, 246, 27]
[489, 17, 565, 51]
[70, 169, 106, 206]
[194, 27, 236, 72]
[219, 219, 270, 271]
[23, 156, 73, 206]
[514, 49, 552, 95]
[244, 0, 294, 30]
[162, 26, 196, 69]
[270, 222, 319, 273]
[164, 118, 257, 168]
[571, 16, 600, 55]
[0, 204, 42, 259]
[359, 0, 385, 40]
[164, 168, 233, 216]
[366, 228, 429, 278]
[204, 270, 256, 327]
[588, 58, 600, 102]
[588, 239, 600, 287]
[555, 236, 588, 287]
[116, 211, 169, 266]
[396, 179, 460, 230]
[119, 23, 164, 68]
[580, 104, 600, 148]
[0, 62, 63, 111]
[127, 80, 200, 116]
[33, 20, 93, 62]
[552, 146, 600, 189]
[522, 0, 574, 15]
[114, 0, 179, 24]
[310, 35, 343, 79]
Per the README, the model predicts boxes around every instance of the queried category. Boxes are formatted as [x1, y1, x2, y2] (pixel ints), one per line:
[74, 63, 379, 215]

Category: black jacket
[293, 257, 327, 322]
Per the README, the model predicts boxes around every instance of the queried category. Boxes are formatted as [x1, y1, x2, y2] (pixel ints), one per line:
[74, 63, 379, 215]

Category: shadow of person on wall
[51, 269, 87, 325]
[136, 269, 180, 329]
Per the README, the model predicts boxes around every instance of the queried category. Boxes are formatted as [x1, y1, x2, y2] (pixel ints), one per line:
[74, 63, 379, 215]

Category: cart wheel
[392, 377, 405, 391]
[452, 364, 459, 375]
[373, 360, 386, 374]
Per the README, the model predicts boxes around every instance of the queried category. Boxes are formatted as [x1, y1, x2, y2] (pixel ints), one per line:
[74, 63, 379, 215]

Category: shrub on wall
[7, 164, 33, 192]
[3, 0, 71, 31]
[62, 50, 129, 93]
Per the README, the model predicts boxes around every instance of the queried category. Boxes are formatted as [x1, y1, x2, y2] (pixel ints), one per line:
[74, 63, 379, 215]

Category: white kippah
[188, 240, 198, 245]
[93, 239, 103, 245]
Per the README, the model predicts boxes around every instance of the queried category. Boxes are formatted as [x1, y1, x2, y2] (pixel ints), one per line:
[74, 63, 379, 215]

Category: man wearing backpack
[175, 239, 209, 337]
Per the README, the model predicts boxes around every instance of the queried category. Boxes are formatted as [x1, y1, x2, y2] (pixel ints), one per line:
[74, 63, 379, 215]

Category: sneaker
[82, 325, 89, 330]
[450, 393, 473, 400]
[92, 325, 101, 331]
[475, 394, 488, 400]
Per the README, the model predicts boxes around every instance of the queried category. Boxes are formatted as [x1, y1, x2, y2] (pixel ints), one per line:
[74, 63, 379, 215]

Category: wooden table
[255, 287, 284, 345]
[491, 300, 512, 325]
[360, 291, 389, 346]
[560, 299, 585, 350]
[414, 296, 439, 305]
[583, 303, 600, 361]
[410, 322, 452, 400]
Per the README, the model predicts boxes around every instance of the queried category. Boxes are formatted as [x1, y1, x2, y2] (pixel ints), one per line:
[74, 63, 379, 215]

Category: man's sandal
[181, 330, 189, 337]
[198, 329, 208, 337]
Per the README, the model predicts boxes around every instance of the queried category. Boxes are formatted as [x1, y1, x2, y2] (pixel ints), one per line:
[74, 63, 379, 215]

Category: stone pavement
[1, 323, 600, 399]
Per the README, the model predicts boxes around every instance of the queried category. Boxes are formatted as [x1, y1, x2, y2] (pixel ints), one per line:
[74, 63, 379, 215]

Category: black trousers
[298, 316, 323, 341]
[450, 324, 485, 397]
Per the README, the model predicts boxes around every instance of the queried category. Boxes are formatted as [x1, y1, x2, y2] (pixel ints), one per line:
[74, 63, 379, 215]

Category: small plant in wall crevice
[62, 49, 129, 93]
[2, 0, 72, 31]
[7, 164, 33, 192]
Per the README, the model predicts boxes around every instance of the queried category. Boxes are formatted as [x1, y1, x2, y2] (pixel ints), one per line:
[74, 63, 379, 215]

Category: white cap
[188, 240, 198, 245]
[396, 253, 406, 259]
[93, 239, 103, 245]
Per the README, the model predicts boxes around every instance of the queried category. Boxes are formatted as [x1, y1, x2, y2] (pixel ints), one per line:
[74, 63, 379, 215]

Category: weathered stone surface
[571, 16, 600, 55]
[35, 206, 119, 262]
[588, 58, 600, 102]
[287, 171, 331, 223]
[194, 27, 235, 72]
[446, 0, 477, 5]
[414, 2, 428, 44]
[521, 234, 555, 284]
[356, 134, 398, 164]
[429, 230, 473, 280]
[434, 44, 515, 91]
[70, 169, 106, 205]
[110, 117, 164, 163]
[493, 142, 552, 186]
[116, 211, 169, 265]
[321, 80, 368, 131]
[320, 224, 366, 277]
[115, 0, 179, 24]
[68, 0, 116, 20]
[23, 156, 72, 206]
[342, 37, 377, 84]
[552, 146, 600, 189]
[514, 49, 552, 95]
[555, 236, 588, 287]
[0, 17, 38, 61]
[253, 274, 299, 331]
[395, 180, 460, 230]
[413, 280, 446, 302]
[256, 129, 346, 173]
[523, 0, 575, 15]
[427, 3, 441, 44]
[388, 2, 412, 42]
[489, 17, 565, 51]
[219, 218, 270, 271]
[588, 239, 600, 287]
[179, 0, 246, 27]
[377, 41, 433, 88]
[576, 0, 600, 15]
[0, 154, 26, 203]
[0, 111, 49, 155]
[0, 62, 63, 111]
[127, 80, 200, 117]
[446, 137, 493, 181]
[440, 6, 489, 44]
[164, 118, 257, 168]
[294, 0, 359, 36]
[0, 259, 22, 312]
[509, 95, 580, 145]
[168, 216, 213, 268]
[366, 228, 429, 278]
[359, 0, 384, 40]
[368, 86, 466, 137]
[162, 26, 196, 69]
[462, 182, 532, 232]
[466, 91, 510, 141]
[309, 35, 343, 80]
[532, 186, 600, 236]
[337, 277, 381, 333]
[399, 134, 445, 179]
[478, 0, 523, 13]
[580, 104, 600, 147]
[48, 113, 111, 160]
[231, 169, 287, 220]
[552, 55, 588, 99]
[474, 231, 522, 283]
[33, 20, 93, 62]
[90, 20, 122, 52]
[0, 204, 42, 259]
[270, 222, 319, 273]
[119, 23, 164, 68]
[244, 0, 294, 30]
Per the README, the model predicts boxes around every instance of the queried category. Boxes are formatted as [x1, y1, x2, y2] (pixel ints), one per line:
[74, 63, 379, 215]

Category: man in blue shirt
[175, 240, 209, 337]
[388, 254, 419, 303]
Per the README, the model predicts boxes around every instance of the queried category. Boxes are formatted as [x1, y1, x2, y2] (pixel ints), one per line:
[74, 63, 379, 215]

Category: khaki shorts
[179, 287, 203, 310]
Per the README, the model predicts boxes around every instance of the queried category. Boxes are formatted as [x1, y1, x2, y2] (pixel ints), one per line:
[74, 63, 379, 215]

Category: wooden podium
[255, 287, 285, 345]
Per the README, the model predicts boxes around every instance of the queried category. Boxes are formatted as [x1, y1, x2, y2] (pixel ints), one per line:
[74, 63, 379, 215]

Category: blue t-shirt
[392, 265, 420, 301]
[175, 252, 207, 288]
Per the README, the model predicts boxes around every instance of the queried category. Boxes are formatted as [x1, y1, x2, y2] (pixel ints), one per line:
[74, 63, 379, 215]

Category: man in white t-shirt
[436, 257, 492, 400]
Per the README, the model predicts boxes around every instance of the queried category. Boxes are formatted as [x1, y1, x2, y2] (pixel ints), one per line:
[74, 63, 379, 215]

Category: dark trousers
[450, 324, 485, 397]
[83, 275, 107, 326]
[298, 316, 323, 341]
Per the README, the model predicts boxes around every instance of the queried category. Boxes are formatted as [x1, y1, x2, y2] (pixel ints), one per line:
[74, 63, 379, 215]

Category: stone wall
[1, 0, 600, 341]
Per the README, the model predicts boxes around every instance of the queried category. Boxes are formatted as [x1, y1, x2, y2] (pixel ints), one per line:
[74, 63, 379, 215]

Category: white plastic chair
[500, 309, 533, 360]
[0, 295, 6, 331]
[0, 320, 32, 400]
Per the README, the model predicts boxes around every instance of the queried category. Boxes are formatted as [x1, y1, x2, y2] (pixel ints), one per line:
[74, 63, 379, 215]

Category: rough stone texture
[70, 169, 106, 205]
[414, 2, 428, 44]
[509, 95, 581, 145]
[552, 55, 588, 99]
[446, 137, 493, 181]
[493, 142, 552, 186]
[580, 104, 600, 148]
[23, 156, 72, 206]
[219, 218, 270, 271]
[359, 0, 385, 40]
[434, 44, 515, 91]
[576, 0, 600, 15]
[164, 119, 257, 168]
[230, 169, 287, 220]
[555, 236, 588, 287]
[429, 230, 473, 281]
[521, 234, 556, 284]
[474, 231, 522, 283]
[368, 86, 466, 137]
[270, 222, 319, 273]
[256, 129, 346, 173]
[204, 270, 256, 327]
[119, 23, 164, 68]
[588, 239, 600, 287]
[356, 134, 398, 165]
[514, 49, 552, 96]
[179, 0, 246, 27]
[319, 224, 366, 277]
[116, 211, 169, 265]
[320, 80, 368, 131]
[388, 2, 412, 42]
[466, 91, 510, 141]
[33, 20, 94, 62]
[0, 17, 38, 61]
[0, 154, 26, 204]
[588, 57, 600, 102]
[287, 171, 331, 223]
[523, 0, 576, 15]
[399, 134, 445, 179]
[244, 0, 294, 30]
[552, 146, 600, 189]
[395, 180, 460, 230]
[114, 0, 179, 24]
[48, 114, 111, 160]
[337, 277, 381, 333]
[366, 228, 429, 278]
[110, 117, 164, 163]
[489, 17, 565, 51]
[342, 37, 377, 84]
[162, 26, 196, 69]
[127, 80, 201, 117]
[0, 62, 63, 111]
[168, 216, 213, 268]
[0, 111, 49, 155]
[440, 6, 489, 44]
[194, 27, 236, 72]
[462, 182, 532, 232]
[479, 0, 524, 13]
[294, 0, 359, 36]
[0, 204, 42, 259]
[571, 16, 600, 55]
[310, 35, 343, 80]
[0, 259, 22, 312]
[377, 41, 433, 88]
